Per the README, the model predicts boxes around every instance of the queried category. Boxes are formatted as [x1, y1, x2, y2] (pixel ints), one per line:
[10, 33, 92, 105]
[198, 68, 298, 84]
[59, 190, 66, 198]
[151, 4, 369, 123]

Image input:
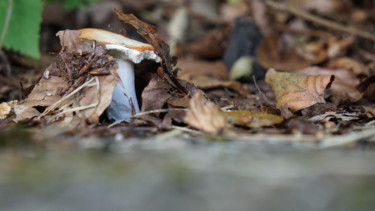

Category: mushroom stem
[106, 58, 139, 122]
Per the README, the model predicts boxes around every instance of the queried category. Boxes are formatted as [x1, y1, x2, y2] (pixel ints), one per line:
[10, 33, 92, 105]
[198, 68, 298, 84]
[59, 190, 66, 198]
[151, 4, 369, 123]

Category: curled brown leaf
[265, 69, 334, 111]
[184, 92, 229, 134]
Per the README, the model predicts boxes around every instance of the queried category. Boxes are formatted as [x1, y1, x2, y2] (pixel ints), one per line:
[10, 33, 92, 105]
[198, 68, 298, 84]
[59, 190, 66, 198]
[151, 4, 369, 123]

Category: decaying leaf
[141, 74, 172, 113]
[257, 35, 313, 72]
[14, 76, 67, 122]
[14, 30, 118, 126]
[326, 57, 369, 76]
[297, 66, 363, 102]
[222, 110, 283, 128]
[265, 69, 334, 111]
[75, 75, 118, 124]
[177, 59, 248, 96]
[184, 92, 229, 134]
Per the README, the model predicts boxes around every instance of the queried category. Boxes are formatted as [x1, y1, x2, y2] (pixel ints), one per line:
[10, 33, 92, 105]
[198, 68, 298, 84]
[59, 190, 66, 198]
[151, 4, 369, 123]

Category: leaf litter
[2, 2, 375, 149]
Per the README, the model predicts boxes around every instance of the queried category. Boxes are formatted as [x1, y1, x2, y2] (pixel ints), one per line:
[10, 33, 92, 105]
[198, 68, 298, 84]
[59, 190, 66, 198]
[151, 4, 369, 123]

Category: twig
[107, 108, 191, 128]
[171, 125, 204, 135]
[252, 75, 272, 105]
[264, 0, 375, 41]
[131, 108, 190, 118]
[47, 77, 101, 122]
[37, 77, 97, 119]
[48, 104, 97, 123]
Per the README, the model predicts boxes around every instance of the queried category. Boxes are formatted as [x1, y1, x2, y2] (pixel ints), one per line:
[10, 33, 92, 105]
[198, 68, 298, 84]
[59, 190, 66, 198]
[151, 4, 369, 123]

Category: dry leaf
[14, 76, 67, 122]
[184, 92, 229, 134]
[327, 36, 354, 58]
[177, 59, 247, 96]
[297, 66, 363, 102]
[265, 69, 334, 111]
[257, 35, 312, 72]
[141, 74, 172, 113]
[326, 57, 369, 76]
[14, 30, 118, 126]
[177, 59, 229, 81]
[222, 110, 283, 128]
[76, 75, 117, 124]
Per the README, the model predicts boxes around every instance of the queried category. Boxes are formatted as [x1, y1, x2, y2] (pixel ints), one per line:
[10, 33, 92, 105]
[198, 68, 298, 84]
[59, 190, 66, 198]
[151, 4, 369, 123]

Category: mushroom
[78, 28, 161, 122]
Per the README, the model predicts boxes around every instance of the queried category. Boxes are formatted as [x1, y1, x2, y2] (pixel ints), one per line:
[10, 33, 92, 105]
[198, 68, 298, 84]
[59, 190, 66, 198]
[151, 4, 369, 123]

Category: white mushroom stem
[104, 45, 161, 122]
[106, 58, 139, 122]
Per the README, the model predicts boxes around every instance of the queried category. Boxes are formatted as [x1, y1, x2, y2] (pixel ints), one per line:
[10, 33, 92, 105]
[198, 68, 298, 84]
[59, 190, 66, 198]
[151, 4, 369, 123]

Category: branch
[264, 0, 375, 41]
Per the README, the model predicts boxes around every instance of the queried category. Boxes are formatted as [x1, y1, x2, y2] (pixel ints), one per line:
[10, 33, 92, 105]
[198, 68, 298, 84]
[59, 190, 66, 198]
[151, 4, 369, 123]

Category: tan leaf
[14, 76, 67, 122]
[265, 69, 334, 111]
[75, 74, 118, 124]
[297, 66, 363, 102]
[184, 92, 229, 134]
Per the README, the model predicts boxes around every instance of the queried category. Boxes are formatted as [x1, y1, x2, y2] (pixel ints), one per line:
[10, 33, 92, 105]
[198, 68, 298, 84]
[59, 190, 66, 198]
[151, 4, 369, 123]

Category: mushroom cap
[79, 28, 161, 63]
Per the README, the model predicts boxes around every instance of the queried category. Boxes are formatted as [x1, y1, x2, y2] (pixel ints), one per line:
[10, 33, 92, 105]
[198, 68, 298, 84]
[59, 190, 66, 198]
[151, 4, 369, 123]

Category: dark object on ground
[223, 16, 265, 81]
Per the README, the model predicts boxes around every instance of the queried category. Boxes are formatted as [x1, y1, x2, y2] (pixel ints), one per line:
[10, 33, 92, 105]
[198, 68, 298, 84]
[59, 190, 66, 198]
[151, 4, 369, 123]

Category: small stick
[264, 0, 375, 41]
[171, 125, 204, 135]
[47, 77, 100, 122]
[37, 77, 97, 119]
[252, 75, 272, 105]
[131, 108, 190, 118]
[108, 108, 190, 128]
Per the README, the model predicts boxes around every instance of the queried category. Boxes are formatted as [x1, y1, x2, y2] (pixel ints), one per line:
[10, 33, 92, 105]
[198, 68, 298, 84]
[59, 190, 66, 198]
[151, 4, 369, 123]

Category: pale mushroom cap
[79, 28, 161, 64]
[79, 28, 154, 52]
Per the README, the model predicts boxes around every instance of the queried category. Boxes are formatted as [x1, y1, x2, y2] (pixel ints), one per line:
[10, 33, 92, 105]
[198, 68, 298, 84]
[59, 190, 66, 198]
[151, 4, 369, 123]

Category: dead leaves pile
[13, 31, 118, 127]
[3, 4, 375, 148]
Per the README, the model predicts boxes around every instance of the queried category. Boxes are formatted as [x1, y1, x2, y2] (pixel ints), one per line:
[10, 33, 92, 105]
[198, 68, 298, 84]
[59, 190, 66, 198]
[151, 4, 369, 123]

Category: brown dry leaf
[177, 59, 229, 81]
[176, 26, 231, 60]
[326, 57, 369, 76]
[137, 74, 172, 125]
[327, 36, 354, 58]
[14, 76, 67, 122]
[295, 40, 328, 63]
[75, 75, 117, 124]
[184, 92, 229, 134]
[222, 110, 283, 128]
[14, 29, 118, 126]
[257, 35, 312, 72]
[265, 69, 334, 111]
[297, 66, 363, 101]
[141, 74, 172, 113]
[177, 59, 247, 96]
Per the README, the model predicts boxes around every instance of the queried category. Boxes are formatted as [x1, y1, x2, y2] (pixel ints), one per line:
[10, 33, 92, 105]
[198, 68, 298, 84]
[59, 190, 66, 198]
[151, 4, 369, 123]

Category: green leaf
[0, 0, 42, 59]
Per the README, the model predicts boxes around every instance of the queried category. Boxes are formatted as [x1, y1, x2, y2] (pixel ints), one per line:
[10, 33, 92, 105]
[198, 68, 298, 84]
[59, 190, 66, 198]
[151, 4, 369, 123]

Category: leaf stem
[0, 0, 14, 48]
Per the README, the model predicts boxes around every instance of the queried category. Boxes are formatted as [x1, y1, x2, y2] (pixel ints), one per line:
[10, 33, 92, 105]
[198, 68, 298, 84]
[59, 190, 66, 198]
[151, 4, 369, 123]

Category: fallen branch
[264, 0, 375, 41]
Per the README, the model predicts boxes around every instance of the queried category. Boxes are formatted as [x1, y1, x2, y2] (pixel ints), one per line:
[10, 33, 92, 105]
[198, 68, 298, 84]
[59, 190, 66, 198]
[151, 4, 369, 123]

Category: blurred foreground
[1, 138, 375, 211]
